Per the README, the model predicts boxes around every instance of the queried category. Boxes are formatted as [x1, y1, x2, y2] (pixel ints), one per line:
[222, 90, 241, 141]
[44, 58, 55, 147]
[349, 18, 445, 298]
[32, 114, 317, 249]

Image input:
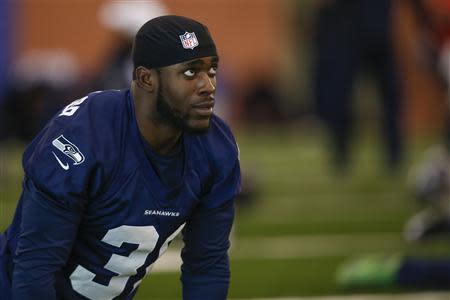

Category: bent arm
[12, 178, 83, 299]
[181, 158, 240, 300]
[181, 199, 235, 300]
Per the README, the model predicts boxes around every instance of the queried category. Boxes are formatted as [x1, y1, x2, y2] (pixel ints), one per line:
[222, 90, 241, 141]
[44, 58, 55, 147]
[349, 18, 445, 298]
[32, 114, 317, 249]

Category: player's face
[156, 56, 218, 133]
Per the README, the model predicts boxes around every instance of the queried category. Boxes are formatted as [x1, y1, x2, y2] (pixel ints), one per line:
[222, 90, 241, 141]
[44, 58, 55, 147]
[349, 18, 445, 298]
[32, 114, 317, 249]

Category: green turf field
[0, 126, 447, 299]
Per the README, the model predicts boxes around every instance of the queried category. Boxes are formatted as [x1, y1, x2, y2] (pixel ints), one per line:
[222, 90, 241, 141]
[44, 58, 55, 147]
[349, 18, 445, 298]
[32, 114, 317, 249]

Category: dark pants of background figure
[314, 0, 402, 171]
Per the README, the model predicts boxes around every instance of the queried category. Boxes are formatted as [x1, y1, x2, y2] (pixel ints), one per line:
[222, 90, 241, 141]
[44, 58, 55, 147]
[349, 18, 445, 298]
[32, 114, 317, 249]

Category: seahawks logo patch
[52, 135, 85, 165]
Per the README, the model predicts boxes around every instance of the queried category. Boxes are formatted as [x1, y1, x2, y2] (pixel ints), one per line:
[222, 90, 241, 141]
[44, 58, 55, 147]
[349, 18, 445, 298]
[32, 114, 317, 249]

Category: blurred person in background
[403, 0, 450, 241]
[336, 0, 450, 290]
[0, 15, 240, 299]
[0, 1, 13, 139]
[242, 70, 284, 124]
[313, 0, 403, 173]
[0, 4, 9, 93]
[90, 0, 167, 91]
[0, 51, 81, 142]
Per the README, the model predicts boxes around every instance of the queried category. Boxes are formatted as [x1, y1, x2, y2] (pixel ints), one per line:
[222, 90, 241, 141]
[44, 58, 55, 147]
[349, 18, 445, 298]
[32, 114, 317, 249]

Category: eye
[208, 66, 217, 78]
[183, 69, 196, 77]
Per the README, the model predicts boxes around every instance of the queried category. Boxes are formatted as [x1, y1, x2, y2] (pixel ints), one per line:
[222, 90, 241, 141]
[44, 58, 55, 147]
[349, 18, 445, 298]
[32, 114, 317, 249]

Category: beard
[155, 86, 211, 134]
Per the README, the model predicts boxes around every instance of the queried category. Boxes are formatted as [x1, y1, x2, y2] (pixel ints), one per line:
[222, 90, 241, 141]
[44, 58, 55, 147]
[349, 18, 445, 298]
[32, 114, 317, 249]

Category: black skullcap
[132, 15, 217, 69]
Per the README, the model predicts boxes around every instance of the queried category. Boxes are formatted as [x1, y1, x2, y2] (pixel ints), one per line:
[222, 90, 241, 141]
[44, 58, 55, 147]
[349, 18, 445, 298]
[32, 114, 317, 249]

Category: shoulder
[37, 89, 128, 138]
[62, 89, 128, 122]
[187, 115, 241, 209]
[22, 89, 130, 198]
[188, 114, 240, 181]
[196, 115, 239, 163]
[25, 89, 129, 162]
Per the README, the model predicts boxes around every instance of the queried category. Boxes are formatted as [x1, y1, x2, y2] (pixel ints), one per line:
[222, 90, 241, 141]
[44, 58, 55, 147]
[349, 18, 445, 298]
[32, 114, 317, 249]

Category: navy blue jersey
[0, 89, 240, 299]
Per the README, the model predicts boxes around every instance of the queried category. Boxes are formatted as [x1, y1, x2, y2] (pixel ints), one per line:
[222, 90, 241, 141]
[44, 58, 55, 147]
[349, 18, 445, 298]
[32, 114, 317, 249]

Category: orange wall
[19, 0, 111, 75]
[18, 0, 285, 83]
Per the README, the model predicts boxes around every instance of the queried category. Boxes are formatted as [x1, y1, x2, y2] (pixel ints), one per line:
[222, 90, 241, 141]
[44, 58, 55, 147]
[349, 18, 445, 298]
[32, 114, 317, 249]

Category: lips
[192, 100, 215, 117]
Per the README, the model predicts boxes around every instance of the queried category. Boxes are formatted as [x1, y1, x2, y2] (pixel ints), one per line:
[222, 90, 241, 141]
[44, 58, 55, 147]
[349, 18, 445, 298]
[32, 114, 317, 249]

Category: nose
[197, 73, 216, 96]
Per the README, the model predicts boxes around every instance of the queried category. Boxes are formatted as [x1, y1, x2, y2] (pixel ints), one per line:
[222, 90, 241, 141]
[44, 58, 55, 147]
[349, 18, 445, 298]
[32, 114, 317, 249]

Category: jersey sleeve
[12, 92, 120, 299]
[22, 91, 121, 205]
[12, 177, 84, 299]
[181, 116, 241, 300]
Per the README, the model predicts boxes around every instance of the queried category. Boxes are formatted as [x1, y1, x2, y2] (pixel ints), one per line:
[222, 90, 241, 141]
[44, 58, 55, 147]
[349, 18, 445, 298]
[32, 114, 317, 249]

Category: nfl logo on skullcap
[179, 32, 199, 50]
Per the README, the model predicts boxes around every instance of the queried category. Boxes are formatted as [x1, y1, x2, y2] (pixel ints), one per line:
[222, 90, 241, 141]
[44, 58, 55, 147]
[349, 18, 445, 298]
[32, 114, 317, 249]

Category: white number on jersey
[59, 96, 88, 117]
[70, 224, 184, 300]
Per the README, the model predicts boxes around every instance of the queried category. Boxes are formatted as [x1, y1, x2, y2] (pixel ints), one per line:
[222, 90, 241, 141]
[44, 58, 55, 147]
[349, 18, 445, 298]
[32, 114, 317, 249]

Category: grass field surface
[231, 293, 450, 300]
[1, 126, 448, 299]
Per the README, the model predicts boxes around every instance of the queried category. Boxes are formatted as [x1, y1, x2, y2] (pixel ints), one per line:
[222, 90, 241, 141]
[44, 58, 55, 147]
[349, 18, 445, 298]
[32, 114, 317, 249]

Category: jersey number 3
[70, 224, 184, 300]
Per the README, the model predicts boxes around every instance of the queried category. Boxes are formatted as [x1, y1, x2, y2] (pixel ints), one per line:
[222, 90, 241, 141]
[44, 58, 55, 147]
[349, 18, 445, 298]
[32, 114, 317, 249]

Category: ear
[135, 66, 158, 92]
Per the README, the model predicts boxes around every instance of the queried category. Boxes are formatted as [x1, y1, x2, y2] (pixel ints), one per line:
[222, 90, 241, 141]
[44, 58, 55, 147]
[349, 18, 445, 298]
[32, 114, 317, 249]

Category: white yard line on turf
[153, 233, 402, 272]
[231, 233, 402, 259]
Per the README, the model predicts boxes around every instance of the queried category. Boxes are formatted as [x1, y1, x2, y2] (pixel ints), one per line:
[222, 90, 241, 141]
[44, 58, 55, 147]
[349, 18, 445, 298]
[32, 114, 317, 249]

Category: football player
[0, 15, 240, 299]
